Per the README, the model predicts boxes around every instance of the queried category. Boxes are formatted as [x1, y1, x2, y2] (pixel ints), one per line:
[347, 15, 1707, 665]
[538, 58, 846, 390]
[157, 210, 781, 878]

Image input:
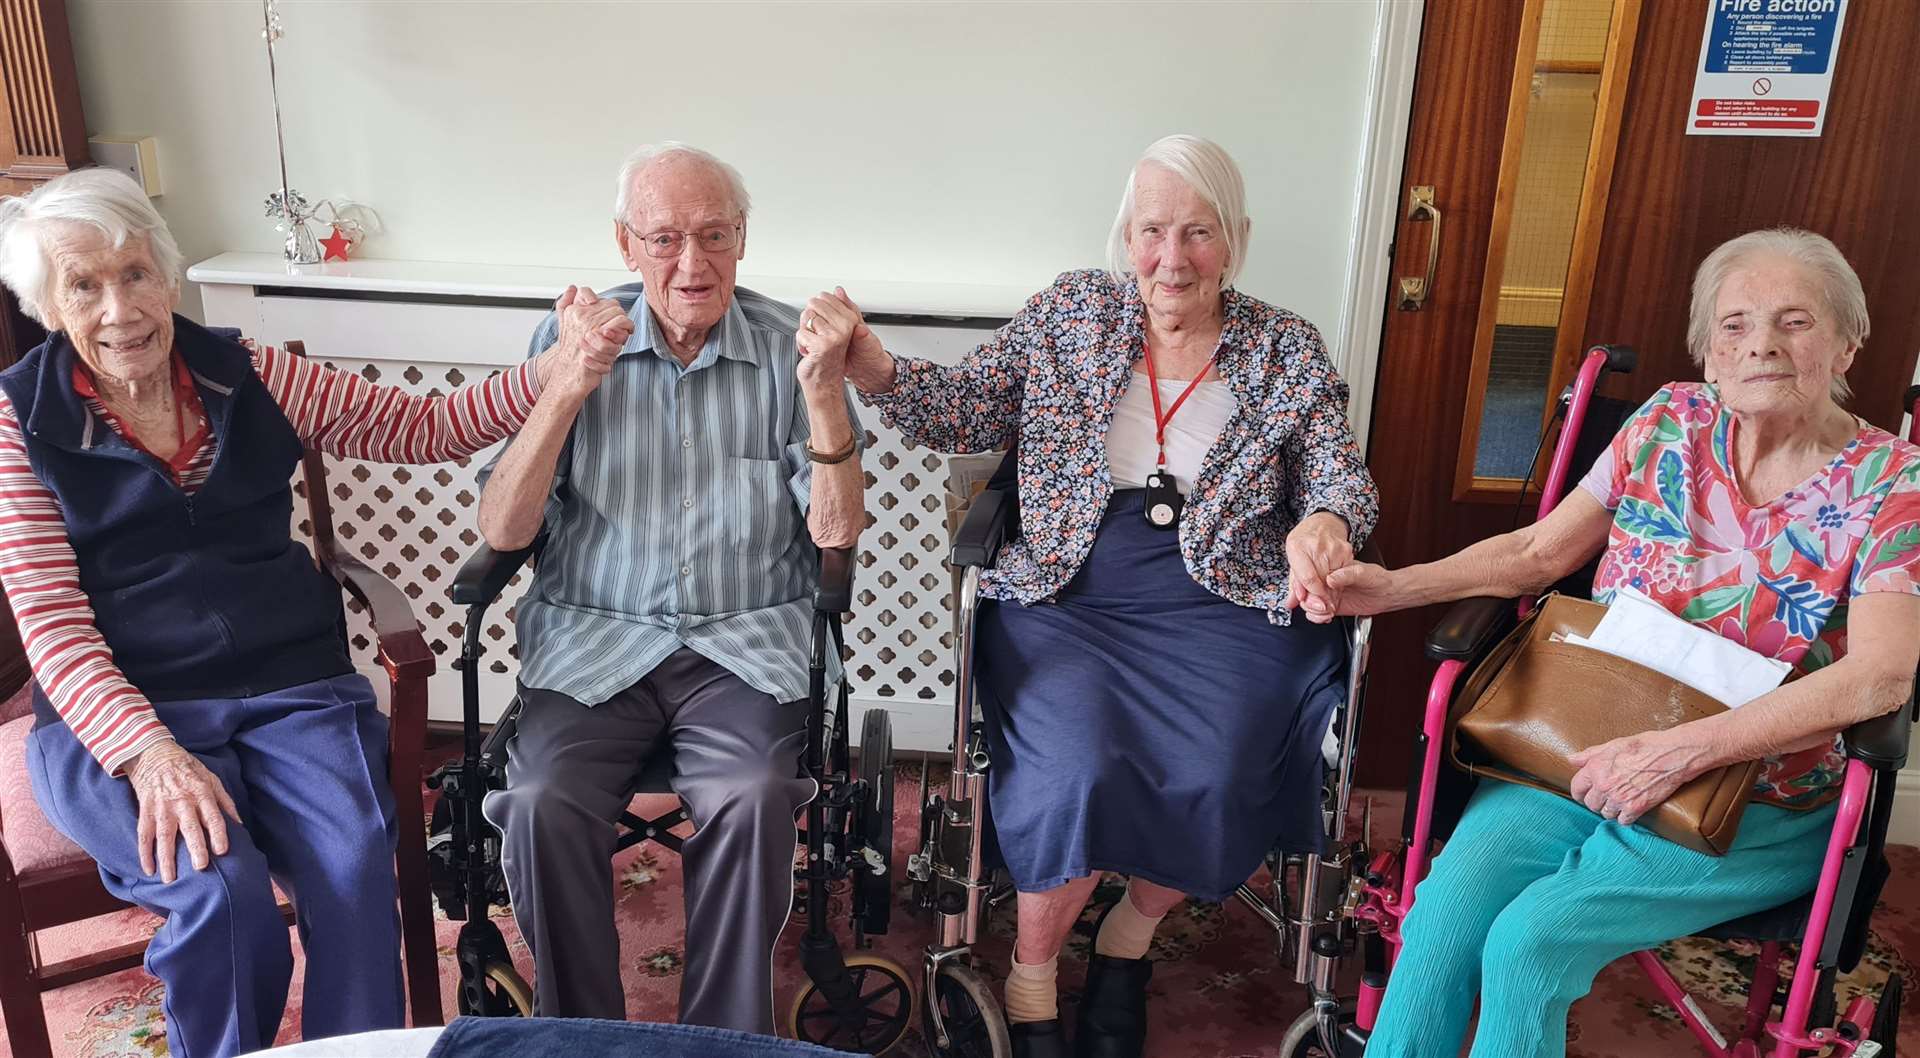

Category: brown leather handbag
[1447, 594, 1762, 855]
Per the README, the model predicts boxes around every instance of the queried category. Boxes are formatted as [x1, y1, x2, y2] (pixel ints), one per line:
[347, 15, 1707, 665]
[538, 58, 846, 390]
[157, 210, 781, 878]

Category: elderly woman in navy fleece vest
[0, 168, 631, 1058]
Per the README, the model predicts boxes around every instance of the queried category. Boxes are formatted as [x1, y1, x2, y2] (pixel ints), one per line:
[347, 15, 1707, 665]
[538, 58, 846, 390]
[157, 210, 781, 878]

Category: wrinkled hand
[540, 285, 631, 401]
[128, 741, 239, 884]
[1322, 561, 1403, 617]
[798, 288, 893, 394]
[1284, 512, 1354, 623]
[838, 291, 889, 382]
[1567, 730, 1712, 826]
[795, 287, 864, 395]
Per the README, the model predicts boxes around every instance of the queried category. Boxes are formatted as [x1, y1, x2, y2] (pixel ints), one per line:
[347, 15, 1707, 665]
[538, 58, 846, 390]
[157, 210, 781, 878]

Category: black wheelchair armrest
[1424, 596, 1519, 662]
[451, 539, 538, 606]
[951, 487, 1012, 570]
[480, 697, 522, 763]
[1842, 701, 1912, 771]
[815, 547, 854, 613]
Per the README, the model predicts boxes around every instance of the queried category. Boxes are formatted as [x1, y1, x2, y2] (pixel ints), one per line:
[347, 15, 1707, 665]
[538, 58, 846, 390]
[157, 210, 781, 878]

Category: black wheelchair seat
[1696, 892, 1813, 943]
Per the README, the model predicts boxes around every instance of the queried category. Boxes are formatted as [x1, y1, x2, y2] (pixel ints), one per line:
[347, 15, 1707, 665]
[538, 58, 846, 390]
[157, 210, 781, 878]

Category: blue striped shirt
[480, 283, 858, 705]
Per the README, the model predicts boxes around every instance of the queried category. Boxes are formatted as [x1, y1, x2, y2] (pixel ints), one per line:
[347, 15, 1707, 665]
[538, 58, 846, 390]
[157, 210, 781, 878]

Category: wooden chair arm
[319, 551, 436, 687]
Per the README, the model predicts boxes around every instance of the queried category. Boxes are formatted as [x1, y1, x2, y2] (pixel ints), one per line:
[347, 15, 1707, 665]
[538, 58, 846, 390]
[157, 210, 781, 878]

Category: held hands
[795, 288, 893, 395]
[1284, 512, 1355, 623]
[1567, 730, 1712, 826]
[539, 285, 632, 402]
[1319, 561, 1401, 618]
[128, 740, 239, 884]
[795, 287, 861, 394]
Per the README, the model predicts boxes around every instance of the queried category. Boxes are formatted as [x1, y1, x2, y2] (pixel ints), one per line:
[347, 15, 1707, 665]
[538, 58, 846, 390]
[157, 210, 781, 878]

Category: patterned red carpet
[5, 766, 1913, 1056]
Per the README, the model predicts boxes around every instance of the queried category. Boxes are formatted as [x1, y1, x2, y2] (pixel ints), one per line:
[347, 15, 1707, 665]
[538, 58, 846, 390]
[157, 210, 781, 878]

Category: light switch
[87, 136, 162, 197]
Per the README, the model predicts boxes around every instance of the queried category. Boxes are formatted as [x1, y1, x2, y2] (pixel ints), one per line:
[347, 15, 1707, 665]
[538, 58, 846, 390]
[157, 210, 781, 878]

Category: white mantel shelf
[187, 252, 1030, 321]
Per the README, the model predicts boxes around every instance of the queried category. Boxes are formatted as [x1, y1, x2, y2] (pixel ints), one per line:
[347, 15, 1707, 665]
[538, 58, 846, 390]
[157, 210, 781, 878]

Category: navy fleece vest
[0, 318, 349, 703]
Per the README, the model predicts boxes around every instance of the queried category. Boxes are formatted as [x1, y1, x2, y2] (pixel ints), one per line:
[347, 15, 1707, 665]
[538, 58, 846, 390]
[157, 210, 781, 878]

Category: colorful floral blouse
[860, 268, 1378, 624]
[1580, 382, 1920, 806]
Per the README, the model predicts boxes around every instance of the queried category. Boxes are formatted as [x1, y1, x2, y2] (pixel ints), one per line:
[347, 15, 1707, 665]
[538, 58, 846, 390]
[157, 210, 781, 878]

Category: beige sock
[1094, 886, 1168, 960]
[1004, 953, 1059, 1024]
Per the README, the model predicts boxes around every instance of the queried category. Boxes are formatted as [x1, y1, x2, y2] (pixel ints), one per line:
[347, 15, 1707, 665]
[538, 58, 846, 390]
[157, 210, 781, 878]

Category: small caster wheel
[1279, 998, 1360, 1057]
[924, 962, 1011, 1058]
[786, 953, 915, 1054]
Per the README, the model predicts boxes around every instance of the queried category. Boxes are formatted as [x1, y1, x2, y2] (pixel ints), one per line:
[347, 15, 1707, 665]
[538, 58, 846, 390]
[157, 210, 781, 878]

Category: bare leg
[1005, 874, 1103, 1029]
[1014, 873, 1103, 963]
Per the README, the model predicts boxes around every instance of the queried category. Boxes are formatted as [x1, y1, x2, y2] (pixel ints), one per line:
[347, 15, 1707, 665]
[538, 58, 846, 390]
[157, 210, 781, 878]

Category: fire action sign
[1687, 0, 1849, 137]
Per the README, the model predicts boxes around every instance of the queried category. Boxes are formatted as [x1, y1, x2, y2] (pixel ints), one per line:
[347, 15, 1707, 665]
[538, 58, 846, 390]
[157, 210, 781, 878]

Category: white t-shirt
[1106, 370, 1238, 491]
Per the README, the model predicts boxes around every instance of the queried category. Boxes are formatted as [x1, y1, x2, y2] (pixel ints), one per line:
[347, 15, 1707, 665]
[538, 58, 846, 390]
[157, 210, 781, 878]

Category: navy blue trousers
[25, 673, 404, 1058]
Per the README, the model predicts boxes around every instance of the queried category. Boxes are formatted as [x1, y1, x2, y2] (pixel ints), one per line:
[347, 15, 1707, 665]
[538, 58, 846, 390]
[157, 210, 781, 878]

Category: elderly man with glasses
[475, 142, 865, 1033]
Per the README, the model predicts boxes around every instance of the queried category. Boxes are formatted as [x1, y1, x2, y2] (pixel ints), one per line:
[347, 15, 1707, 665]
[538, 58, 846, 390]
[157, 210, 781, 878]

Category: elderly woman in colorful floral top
[812, 135, 1377, 1058]
[0, 168, 629, 1058]
[1322, 228, 1920, 1058]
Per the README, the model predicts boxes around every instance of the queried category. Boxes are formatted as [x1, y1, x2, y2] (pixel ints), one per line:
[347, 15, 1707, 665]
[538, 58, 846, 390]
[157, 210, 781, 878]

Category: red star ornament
[320, 226, 353, 262]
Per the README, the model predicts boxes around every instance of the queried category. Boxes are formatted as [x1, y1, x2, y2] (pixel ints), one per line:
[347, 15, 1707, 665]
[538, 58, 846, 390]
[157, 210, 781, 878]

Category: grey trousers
[482, 647, 814, 1034]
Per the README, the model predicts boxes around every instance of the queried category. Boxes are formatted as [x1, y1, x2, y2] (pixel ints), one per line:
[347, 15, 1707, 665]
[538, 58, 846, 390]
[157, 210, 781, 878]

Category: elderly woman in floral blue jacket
[810, 135, 1376, 1058]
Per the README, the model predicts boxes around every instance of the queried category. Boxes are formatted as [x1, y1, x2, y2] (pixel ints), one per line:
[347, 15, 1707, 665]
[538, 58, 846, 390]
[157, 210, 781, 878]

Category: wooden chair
[0, 340, 443, 1058]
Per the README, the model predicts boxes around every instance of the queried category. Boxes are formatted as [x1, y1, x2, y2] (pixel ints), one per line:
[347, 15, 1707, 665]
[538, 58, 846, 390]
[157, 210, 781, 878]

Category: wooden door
[1584, 0, 1920, 429]
[1360, 0, 1599, 784]
[1359, 0, 1920, 786]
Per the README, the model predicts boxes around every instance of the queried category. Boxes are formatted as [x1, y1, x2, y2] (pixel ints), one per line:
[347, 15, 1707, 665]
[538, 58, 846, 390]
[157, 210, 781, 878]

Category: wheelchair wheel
[785, 952, 915, 1054]
[856, 709, 896, 935]
[477, 960, 533, 1017]
[1278, 999, 1357, 1057]
[924, 962, 1011, 1058]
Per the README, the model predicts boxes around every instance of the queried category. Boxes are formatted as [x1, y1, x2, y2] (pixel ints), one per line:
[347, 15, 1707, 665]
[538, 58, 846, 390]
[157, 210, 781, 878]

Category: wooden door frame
[1449, 0, 1644, 503]
[1333, 0, 1426, 451]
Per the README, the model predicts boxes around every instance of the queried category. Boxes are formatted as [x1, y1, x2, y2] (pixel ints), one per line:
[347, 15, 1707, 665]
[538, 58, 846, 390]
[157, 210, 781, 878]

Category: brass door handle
[1397, 185, 1442, 311]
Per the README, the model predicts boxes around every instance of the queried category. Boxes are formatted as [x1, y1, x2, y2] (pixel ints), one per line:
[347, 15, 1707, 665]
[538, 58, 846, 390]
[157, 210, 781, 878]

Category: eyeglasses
[621, 221, 742, 259]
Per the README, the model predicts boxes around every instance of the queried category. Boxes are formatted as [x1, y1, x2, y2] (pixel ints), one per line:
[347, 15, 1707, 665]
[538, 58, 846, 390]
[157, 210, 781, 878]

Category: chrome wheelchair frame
[910, 450, 1377, 1058]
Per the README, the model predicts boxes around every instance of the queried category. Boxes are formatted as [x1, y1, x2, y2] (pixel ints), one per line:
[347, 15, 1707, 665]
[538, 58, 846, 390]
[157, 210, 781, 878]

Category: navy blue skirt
[975, 490, 1347, 901]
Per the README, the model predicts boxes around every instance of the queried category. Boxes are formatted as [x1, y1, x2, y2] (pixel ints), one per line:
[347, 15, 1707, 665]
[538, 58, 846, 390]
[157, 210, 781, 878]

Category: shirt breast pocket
[727, 456, 800, 555]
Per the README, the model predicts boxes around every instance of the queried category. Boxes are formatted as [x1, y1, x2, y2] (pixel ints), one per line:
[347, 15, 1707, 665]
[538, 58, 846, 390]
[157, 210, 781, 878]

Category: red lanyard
[1141, 342, 1217, 468]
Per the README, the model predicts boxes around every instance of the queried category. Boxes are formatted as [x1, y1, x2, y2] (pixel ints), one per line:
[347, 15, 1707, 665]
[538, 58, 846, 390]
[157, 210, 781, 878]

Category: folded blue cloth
[425, 1017, 858, 1058]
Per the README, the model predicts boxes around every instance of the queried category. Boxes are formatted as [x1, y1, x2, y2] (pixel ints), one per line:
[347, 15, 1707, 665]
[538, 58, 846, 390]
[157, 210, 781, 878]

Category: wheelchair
[909, 444, 1377, 1057]
[422, 536, 914, 1054]
[1277, 347, 1911, 1057]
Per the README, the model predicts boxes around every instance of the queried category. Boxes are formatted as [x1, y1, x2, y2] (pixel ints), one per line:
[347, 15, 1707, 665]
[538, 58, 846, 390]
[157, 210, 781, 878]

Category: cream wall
[66, 0, 1384, 345]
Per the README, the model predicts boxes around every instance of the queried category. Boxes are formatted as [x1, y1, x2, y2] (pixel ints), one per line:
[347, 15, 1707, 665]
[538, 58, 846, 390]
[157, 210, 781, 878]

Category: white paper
[1562, 588, 1791, 708]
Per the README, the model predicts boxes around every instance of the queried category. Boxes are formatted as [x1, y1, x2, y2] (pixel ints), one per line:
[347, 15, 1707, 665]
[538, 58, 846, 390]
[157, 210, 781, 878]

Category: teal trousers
[1364, 782, 1837, 1058]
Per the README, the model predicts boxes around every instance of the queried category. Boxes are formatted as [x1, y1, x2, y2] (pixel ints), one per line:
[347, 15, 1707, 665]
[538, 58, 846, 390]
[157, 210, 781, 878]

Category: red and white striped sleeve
[248, 343, 544, 463]
[0, 390, 170, 775]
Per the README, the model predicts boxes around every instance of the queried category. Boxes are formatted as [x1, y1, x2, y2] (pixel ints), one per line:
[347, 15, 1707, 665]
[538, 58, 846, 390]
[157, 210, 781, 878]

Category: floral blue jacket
[861, 269, 1378, 624]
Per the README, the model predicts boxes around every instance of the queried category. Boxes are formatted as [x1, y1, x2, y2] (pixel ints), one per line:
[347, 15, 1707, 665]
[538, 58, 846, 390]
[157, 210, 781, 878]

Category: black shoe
[1074, 950, 1152, 1058]
[1011, 1018, 1070, 1058]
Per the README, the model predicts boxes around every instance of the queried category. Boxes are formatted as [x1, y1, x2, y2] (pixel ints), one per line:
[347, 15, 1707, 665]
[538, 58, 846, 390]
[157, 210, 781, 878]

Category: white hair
[1688, 227, 1867, 403]
[1106, 134, 1251, 289]
[0, 167, 181, 328]
[612, 142, 752, 226]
